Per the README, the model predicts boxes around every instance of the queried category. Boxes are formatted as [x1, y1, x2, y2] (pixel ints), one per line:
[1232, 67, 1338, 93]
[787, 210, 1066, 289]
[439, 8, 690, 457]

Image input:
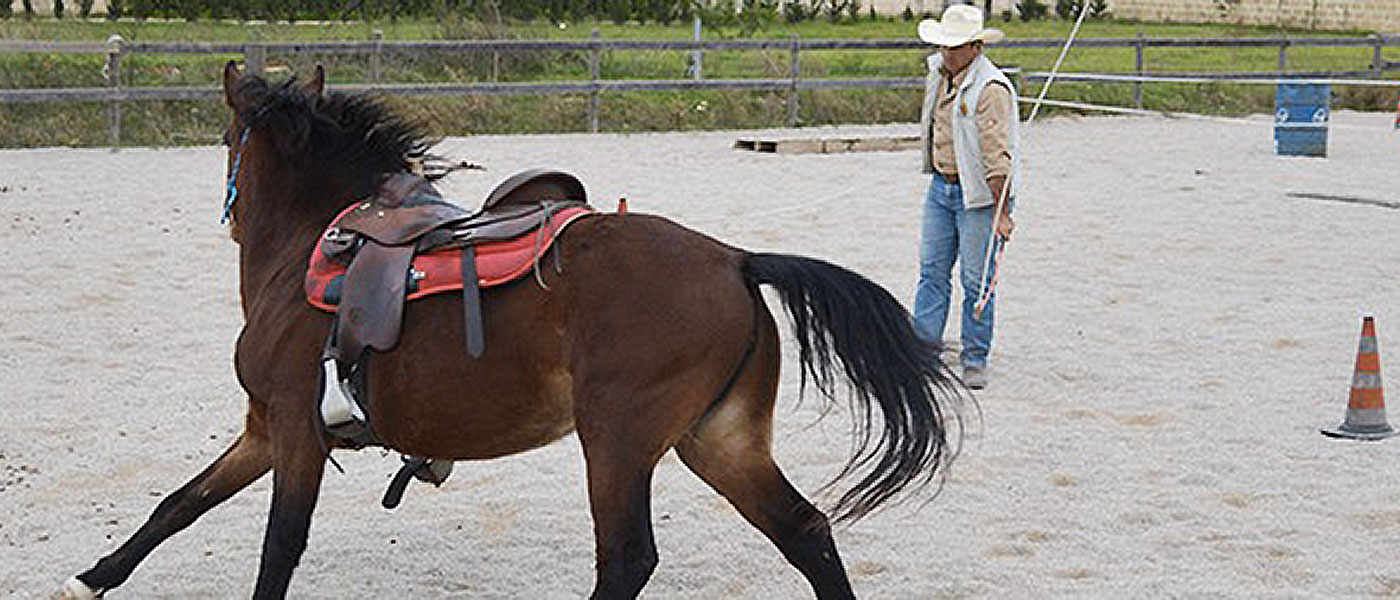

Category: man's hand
[987, 175, 1015, 241]
[995, 212, 1015, 241]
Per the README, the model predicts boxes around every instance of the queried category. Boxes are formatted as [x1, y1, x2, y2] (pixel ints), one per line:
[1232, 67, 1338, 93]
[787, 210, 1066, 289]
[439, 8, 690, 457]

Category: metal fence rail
[2, 33, 1397, 144]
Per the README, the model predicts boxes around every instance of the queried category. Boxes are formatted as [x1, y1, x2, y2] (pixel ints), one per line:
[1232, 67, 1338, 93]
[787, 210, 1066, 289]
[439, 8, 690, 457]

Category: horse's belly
[370, 366, 576, 460]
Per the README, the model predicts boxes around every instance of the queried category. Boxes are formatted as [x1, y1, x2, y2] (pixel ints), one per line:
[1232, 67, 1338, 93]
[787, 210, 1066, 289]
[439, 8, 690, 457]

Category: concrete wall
[866, 0, 1019, 18]
[1097, 0, 1399, 33]
[10, 0, 1031, 22]
[11, 0, 1394, 32]
[7, 0, 108, 15]
[868, 0, 1399, 32]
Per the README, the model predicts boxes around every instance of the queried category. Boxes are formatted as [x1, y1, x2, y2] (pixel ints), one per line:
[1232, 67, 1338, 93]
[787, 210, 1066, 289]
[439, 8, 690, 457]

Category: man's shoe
[962, 366, 988, 390]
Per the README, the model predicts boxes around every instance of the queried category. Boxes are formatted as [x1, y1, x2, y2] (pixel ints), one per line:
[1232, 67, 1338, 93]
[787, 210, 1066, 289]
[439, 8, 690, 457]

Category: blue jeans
[913, 172, 1004, 369]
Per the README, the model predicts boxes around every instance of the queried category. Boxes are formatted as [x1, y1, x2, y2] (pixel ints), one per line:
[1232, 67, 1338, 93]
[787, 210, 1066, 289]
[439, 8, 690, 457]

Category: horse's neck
[235, 177, 357, 312]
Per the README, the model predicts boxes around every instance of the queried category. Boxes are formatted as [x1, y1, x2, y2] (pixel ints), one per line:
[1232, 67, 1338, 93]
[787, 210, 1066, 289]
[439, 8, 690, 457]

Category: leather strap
[461, 245, 484, 358]
[382, 456, 426, 509]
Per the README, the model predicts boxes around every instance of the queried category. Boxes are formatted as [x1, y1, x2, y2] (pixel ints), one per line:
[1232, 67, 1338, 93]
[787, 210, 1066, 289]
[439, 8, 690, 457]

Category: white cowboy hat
[918, 5, 1005, 47]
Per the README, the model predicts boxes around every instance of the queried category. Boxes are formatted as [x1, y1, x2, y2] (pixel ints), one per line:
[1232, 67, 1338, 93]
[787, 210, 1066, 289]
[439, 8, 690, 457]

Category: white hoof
[57, 576, 100, 600]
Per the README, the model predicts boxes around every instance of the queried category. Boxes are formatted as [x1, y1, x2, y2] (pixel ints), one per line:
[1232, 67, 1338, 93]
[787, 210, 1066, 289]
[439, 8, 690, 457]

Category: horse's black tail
[741, 252, 967, 523]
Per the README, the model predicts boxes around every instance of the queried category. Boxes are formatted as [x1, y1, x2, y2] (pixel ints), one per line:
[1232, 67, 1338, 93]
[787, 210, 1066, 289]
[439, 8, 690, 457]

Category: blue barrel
[1274, 83, 1329, 157]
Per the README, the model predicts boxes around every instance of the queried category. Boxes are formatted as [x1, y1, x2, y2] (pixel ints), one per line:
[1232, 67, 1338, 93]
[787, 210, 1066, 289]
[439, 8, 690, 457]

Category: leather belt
[934, 170, 959, 184]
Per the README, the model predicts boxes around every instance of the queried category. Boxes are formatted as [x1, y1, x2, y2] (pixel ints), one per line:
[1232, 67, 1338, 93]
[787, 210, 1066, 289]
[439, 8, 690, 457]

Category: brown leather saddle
[322, 168, 589, 366]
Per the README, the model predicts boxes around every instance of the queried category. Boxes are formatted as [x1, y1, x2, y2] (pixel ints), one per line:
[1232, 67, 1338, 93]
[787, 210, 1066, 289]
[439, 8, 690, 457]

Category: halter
[221, 125, 252, 224]
[219, 85, 288, 224]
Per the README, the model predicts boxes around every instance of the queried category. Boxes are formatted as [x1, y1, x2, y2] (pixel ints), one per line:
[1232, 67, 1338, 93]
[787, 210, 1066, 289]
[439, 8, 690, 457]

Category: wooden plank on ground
[733, 135, 919, 154]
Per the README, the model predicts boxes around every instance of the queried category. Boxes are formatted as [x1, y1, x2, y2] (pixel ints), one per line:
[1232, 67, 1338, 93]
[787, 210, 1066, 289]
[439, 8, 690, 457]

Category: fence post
[370, 29, 383, 83]
[104, 34, 124, 147]
[690, 15, 703, 81]
[589, 28, 601, 133]
[242, 28, 265, 76]
[1372, 34, 1383, 78]
[1277, 39, 1288, 75]
[245, 43, 265, 76]
[1134, 32, 1144, 109]
[788, 34, 800, 127]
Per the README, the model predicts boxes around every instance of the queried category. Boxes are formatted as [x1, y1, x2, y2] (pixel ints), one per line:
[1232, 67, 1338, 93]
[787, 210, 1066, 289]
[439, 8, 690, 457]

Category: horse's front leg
[60, 416, 273, 599]
[252, 397, 328, 600]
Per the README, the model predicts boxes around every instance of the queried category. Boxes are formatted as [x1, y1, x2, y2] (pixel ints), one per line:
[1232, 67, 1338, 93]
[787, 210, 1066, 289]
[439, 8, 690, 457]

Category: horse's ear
[222, 60, 242, 110]
[303, 64, 326, 100]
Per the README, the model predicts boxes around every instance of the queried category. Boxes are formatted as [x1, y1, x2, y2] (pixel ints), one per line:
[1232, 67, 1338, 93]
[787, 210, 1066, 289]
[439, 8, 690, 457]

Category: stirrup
[319, 358, 374, 447]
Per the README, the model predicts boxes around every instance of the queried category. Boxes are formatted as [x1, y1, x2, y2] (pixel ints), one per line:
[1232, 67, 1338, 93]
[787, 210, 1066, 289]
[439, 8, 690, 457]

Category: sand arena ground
[1, 111, 1399, 598]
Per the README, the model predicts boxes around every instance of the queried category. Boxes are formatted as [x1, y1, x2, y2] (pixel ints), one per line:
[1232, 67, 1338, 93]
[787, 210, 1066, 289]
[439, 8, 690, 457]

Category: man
[914, 4, 1021, 390]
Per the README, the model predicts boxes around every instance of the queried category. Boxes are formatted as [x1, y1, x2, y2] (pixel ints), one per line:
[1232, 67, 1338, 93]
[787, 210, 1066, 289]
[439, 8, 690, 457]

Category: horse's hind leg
[673, 312, 855, 599]
[63, 421, 273, 598]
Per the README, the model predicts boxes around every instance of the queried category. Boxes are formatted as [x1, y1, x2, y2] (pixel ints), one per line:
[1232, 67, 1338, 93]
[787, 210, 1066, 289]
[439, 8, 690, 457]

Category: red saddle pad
[305, 205, 595, 312]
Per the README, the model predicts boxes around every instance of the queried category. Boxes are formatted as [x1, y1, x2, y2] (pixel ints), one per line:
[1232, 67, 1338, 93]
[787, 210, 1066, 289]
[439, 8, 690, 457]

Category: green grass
[1, 15, 1397, 147]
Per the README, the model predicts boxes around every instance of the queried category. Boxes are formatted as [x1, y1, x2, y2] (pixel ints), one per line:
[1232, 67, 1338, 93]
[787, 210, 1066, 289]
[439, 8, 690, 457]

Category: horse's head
[219, 62, 432, 243]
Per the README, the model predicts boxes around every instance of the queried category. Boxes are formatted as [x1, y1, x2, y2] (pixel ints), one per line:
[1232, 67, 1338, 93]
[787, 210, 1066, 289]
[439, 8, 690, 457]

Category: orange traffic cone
[1322, 314, 1397, 440]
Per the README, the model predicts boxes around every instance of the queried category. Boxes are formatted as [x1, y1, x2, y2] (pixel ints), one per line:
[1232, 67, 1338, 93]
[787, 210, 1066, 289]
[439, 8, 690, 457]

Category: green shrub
[1017, 0, 1047, 21]
[177, 0, 199, 21]
[1053, 0, 1081, 20]
[781, 2, 805, 23]
[607, 0, 632, 25]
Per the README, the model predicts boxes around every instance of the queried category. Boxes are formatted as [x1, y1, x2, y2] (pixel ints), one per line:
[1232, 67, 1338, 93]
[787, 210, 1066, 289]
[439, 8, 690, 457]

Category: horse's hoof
[57, 576, 100, 600]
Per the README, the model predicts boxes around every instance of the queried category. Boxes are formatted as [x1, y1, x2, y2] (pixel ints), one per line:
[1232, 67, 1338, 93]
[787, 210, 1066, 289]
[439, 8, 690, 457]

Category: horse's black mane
[232, 74, 437, 190]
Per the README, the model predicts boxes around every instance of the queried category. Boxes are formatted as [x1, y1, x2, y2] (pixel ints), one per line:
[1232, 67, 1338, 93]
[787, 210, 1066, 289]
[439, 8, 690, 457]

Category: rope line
[971, 1, 1093, 319]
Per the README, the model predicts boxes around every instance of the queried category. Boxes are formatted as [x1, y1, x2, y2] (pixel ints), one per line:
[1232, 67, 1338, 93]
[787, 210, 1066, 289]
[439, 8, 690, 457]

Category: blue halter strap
[221, 125, 252, 225]
[220, 95, 277, 224]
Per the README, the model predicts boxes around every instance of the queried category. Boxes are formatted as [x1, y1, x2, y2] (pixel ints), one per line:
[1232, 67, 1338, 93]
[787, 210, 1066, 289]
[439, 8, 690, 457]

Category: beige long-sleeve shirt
[929, 66, 1014, 181]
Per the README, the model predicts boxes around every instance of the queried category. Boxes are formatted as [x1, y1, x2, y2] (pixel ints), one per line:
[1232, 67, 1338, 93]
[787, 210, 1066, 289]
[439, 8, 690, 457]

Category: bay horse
[60, 62, 964, 599]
